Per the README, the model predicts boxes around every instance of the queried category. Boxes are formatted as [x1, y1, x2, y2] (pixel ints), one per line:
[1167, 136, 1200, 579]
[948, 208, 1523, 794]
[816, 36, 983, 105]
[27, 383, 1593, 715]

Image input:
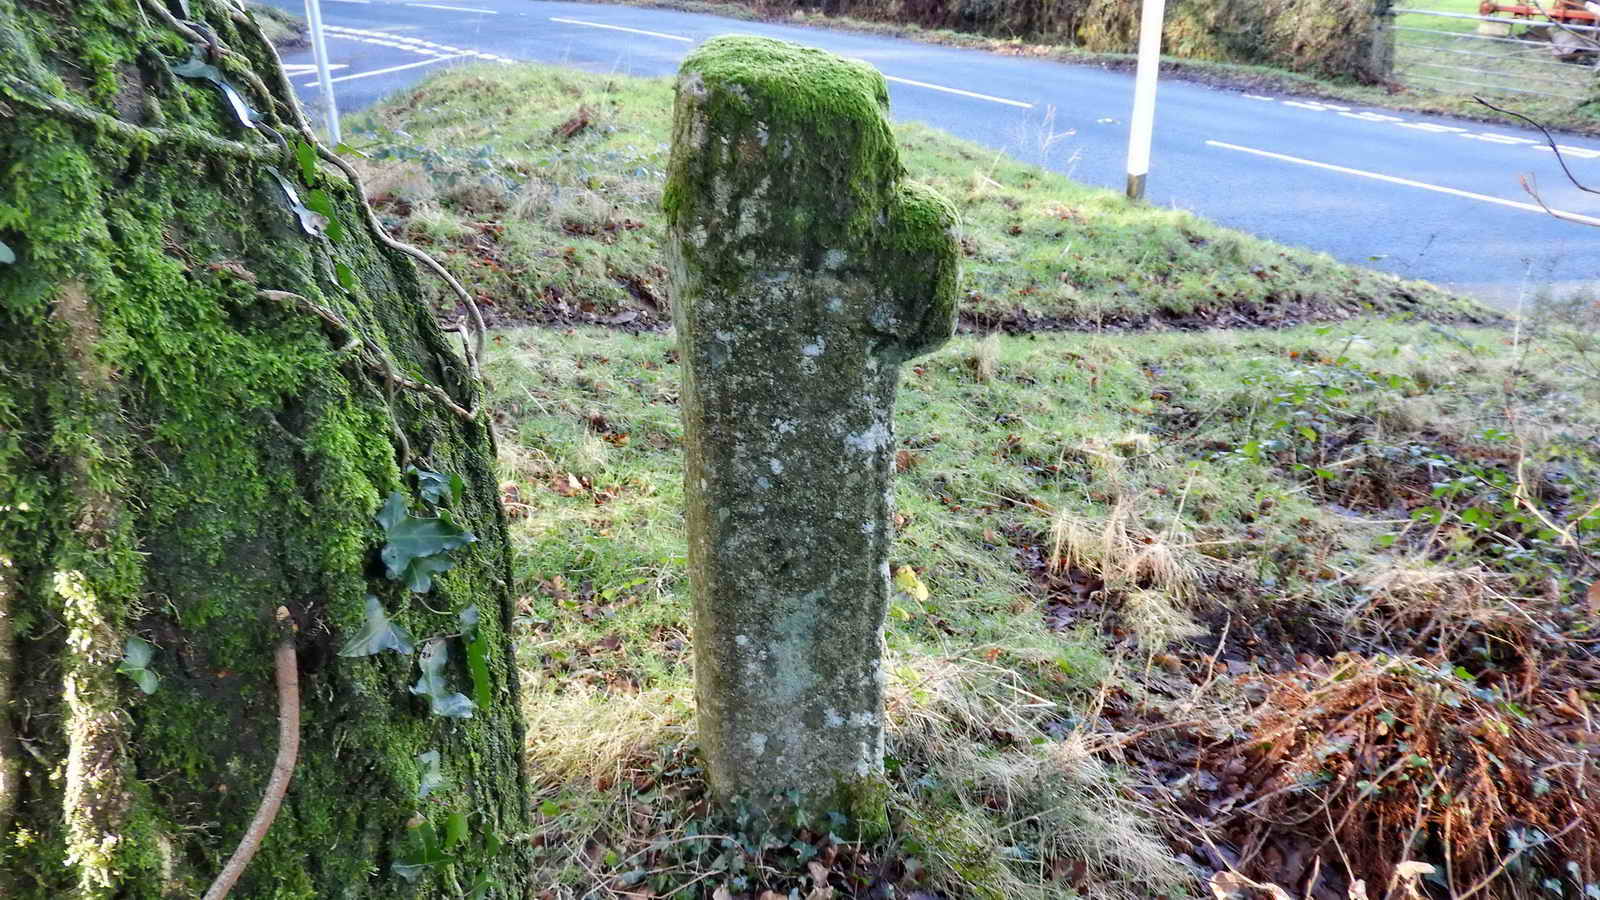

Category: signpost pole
[1125, 0, 1166, 201]
[305, 0, 341, 145]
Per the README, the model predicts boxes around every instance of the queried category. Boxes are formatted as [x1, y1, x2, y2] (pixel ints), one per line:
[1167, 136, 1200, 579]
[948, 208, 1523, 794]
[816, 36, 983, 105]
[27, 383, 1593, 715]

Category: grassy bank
[578, 0, 1600, 136]
[345, 63, 1491, 333]
[245, 0, 306, 50]
[342, 60, 1598, 898]
[492, 314, 1600, 896]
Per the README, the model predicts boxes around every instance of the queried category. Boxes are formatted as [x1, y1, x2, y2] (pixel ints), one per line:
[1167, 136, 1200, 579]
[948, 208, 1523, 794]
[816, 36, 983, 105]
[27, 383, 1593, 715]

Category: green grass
[244, 1, 305, 49]
[489, 312, 1599, 896]
[357, 60, 1600, 898]
[1392, 0, 1595, 104]
[1394, 0, 1484, 33]
[346, 63, 1489, 332]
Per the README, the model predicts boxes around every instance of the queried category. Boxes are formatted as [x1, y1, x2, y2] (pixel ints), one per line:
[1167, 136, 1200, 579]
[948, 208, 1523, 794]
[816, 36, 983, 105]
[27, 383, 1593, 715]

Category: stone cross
[664, 35, 960, 826]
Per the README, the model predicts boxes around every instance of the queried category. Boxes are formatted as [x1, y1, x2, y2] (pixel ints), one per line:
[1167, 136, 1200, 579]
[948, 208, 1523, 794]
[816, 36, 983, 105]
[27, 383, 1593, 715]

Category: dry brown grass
[971, 331, 1001, 383]
[885, 653, 1191, 900]
[521, 685, 692, 783]
[1047, 499, 1208, 651]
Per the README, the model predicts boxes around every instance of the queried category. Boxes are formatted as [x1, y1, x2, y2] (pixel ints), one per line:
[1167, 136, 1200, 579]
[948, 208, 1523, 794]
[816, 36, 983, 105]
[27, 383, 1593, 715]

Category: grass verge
[492, 309, 1599, 897]
[344, 63, 1492, 333]
[244, 1, 306, 51]
[574, 0, 1600, 136]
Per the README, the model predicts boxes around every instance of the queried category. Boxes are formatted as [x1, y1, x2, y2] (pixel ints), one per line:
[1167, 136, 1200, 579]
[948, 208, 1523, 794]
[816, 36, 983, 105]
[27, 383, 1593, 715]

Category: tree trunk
[0, 2, 531, 897]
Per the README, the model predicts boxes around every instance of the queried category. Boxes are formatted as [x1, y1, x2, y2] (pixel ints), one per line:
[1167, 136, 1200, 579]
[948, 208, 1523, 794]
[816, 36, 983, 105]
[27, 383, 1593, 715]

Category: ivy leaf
[267, 167, 326, 237]
[416, 749, 447, 799]
[170, 53, 256, 129]
[381, 506, 476, 594]
[295, 140, 320, 185]
[443, 811, 468, 851]
[410, 639, 475, 719]
[303, 189, 345, 242]
[338, 595, 415, 657]
[170, 55, 224, 82]
[116, 635, 159, 694]
[0, 239, 14, 264]
[376, 491, 409, 531]
[408, 466, 455, 506]
[399, 554, 457, 595]
[335, 261, 355, 292]
[461, 604, 492, 711]
[393, 817, 450, 880]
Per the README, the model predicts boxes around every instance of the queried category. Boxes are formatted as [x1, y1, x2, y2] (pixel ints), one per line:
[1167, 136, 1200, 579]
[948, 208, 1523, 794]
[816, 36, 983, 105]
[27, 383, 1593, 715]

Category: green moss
[663, 35, 902, 257]
[880, 180, 960, 361]
[833, 774, 890, 841]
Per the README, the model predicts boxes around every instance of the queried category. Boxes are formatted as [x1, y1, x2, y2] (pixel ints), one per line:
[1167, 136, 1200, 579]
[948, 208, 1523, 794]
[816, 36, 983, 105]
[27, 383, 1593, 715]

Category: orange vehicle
[1478, 0, 1599, 25]
[1478, 0, 1600, 57]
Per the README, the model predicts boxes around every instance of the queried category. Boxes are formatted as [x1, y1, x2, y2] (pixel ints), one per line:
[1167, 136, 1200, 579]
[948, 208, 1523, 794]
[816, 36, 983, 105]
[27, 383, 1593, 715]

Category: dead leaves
[553, 104, 592, 139]
[1208, 870, 1291, 900]
[547, 471, 621, 505]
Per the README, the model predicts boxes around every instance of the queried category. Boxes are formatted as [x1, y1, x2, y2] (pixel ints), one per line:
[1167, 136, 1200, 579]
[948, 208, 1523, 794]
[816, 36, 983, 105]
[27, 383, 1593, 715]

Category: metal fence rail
[1384, 6, 1599, 102]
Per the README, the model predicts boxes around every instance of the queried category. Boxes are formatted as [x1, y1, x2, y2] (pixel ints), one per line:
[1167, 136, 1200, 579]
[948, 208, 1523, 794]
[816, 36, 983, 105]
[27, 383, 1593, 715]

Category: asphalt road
[261, 0, 1600, 304]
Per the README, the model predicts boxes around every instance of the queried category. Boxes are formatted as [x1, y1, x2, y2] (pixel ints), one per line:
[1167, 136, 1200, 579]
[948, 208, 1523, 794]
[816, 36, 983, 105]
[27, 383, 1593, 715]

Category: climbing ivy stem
[1, 78, 283, 163]
[138, 0, 287, 130]
[214, 7, 491, 387]
[314, 145, 488, 382]
[201, 612, 299, 900]
[256, 290, 478, 422]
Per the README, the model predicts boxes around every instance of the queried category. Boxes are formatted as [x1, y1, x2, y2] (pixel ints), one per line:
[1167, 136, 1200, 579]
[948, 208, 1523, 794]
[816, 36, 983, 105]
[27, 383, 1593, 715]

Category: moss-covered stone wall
[0, 1, 531, 896]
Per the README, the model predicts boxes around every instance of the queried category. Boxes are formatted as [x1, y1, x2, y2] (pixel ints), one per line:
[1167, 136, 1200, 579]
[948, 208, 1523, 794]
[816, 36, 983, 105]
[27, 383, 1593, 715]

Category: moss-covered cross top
[665, 35, 960, 827]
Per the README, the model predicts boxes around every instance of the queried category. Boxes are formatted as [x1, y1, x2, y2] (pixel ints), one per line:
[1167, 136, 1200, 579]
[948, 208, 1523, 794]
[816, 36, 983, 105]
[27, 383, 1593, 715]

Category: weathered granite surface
[664, 35, 960, 824]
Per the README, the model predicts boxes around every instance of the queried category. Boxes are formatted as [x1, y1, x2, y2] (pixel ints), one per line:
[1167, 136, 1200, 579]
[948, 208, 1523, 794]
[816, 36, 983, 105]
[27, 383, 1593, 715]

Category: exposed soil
[441, 284, 1503, 338]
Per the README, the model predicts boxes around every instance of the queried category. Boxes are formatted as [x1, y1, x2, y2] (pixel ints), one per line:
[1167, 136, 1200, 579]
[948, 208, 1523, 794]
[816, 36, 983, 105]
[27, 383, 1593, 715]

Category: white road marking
[407, 3, 497, 12]
[882, 75, 1032, 108]
[325, 26, 517, 63]
[1460, 133, 1537, 145]
[326, 0, 371, 3]
[1206, 139, 1600, 226]
[1248, 92, 1599, 161]
[282, 63, 348, 76]
[549, 17, 693, 42]
[1532, 143, 1600, 160]
[1283, 100, 1350, 112]
[1397, 122, 1468, 134]
[1339, 111, 1403, 123]
[305, 54, 466, 84]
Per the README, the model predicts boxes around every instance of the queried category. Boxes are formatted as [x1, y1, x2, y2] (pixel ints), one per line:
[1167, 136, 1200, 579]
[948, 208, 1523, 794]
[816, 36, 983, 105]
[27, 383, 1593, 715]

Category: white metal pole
[1125, 0, 1166, 201]
[305, 0, 341, 145]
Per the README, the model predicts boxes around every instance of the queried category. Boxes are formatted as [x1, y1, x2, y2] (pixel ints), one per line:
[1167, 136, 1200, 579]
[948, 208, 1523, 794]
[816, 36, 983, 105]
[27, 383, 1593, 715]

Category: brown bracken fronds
[1205, 652, 1599, 897]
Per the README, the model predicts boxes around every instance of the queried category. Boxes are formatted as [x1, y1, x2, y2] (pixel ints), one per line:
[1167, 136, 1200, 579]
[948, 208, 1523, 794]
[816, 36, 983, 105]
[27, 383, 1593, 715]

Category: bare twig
[1474, 96, 1600, 198]
[202, 611, 300, 900]
[0, 563, 18, 850]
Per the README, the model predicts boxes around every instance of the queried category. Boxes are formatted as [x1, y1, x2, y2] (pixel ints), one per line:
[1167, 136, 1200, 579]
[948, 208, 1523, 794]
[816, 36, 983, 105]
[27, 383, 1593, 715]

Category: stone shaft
[664, 35, 959, 814]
